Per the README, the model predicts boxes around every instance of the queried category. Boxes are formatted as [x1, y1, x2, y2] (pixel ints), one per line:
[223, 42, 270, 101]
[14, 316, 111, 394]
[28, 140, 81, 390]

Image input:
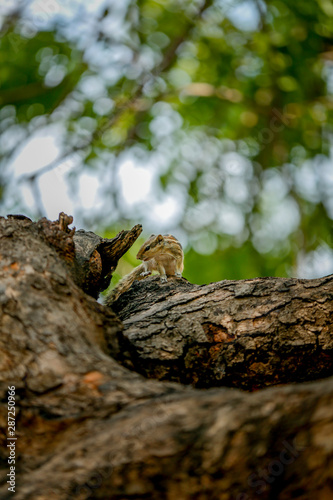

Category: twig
[29, 175, 45, 219]
[18, 145, 87, 184]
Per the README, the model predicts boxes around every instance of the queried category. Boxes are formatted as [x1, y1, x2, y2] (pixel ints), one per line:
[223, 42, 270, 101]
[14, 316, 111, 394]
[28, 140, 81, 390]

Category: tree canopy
[1, 0, 333, 284]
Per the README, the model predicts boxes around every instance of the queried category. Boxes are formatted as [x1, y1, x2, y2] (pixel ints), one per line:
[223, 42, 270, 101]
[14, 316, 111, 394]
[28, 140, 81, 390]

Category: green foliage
[184, 242, 294, 284]
[0, 30, 87, 118]
[1, 0, 333, 282]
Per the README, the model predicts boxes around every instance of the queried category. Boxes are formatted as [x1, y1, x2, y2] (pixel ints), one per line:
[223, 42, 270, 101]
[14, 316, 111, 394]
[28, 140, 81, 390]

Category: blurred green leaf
[2, 0, 333, 282]
[0, 30, 87, 118]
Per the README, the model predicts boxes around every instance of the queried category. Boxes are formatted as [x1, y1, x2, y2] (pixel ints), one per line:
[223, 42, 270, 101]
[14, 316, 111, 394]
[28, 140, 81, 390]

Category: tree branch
[0, 215, 332, 499]
[109, 273, 333, 390]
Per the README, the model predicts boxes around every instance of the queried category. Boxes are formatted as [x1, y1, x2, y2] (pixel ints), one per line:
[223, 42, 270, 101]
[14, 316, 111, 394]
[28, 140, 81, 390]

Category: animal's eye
[145, 245, 150, 251]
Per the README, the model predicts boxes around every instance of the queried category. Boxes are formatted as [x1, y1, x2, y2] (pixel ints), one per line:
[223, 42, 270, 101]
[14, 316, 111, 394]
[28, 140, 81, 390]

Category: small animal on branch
[105, 234, 184, 304]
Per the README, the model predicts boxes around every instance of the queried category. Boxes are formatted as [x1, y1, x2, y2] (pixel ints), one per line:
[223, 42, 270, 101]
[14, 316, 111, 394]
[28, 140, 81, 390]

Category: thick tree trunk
[0, 215, 333, 499]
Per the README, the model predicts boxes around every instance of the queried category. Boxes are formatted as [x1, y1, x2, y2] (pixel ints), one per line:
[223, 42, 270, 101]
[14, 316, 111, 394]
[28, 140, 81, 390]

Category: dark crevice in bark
[1, 215, 333, 499]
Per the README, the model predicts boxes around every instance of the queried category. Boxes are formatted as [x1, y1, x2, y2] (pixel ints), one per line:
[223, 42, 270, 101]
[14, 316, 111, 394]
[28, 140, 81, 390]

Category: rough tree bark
[0, 214, 333, 500]
[110, 274, 333, 390]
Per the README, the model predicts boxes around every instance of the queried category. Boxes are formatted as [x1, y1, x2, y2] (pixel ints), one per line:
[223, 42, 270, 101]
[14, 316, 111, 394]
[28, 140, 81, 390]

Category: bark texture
[72, 220, 142, 298]
[0, 215, 333, 500]
[109, 274, 333, 389]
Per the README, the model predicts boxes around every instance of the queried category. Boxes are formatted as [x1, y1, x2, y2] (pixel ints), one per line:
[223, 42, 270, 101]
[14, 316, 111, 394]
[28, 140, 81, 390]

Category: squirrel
[105, 234, 184, 305]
